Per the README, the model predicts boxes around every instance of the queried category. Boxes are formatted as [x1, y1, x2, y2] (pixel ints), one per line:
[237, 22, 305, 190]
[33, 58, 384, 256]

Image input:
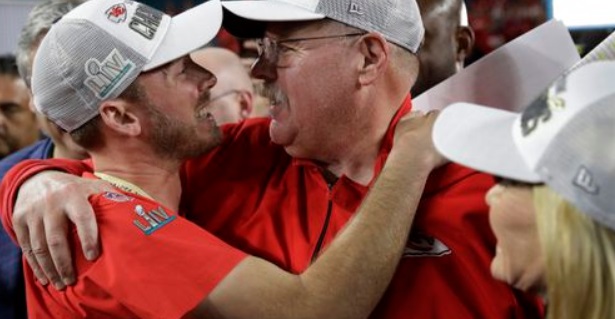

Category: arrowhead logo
[106, 3, 127, 23]
[403, 233, 451, 258]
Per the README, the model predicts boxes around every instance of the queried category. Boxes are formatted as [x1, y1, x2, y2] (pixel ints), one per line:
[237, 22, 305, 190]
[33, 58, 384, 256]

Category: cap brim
[433, 103, 542, 183]
[144, 0, 223, 71]
[221, 1, 325, 38]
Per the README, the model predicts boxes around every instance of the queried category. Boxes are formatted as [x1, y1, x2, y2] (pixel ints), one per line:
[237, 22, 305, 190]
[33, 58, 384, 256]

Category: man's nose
[199, 71, 217, 93]
[250, 56, 277, 81]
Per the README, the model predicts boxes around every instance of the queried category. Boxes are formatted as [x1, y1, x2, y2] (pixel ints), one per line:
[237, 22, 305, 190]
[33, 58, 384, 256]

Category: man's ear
[455, 26, 475, 68]
[237, 91, 254, 120]
[357, 33, 390, 86]
[99, 100, 141, 136]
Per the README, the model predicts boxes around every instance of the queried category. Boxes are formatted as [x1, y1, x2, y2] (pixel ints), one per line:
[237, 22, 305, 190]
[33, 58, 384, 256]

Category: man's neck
[92, 153, 182, 211]
[323, 145, 381, 186]
[321, 97, 402, 185]
[52, 143, 87, 161]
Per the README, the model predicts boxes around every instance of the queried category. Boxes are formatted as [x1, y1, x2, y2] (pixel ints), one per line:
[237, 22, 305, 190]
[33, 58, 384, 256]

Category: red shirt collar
[372, 94, 413, 184]
[292, 94, 413, 187]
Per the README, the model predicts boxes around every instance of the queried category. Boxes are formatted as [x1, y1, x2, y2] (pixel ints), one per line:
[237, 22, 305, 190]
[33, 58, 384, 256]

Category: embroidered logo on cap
[348, 2, 365, 15]
[133, 205, 176, 235]
[129, 3, 163, 40]
[573, 166, 600, 195]
[106, 3, 127, 23]
[520, 76, 568, 137]
[84, 48, 135, 99]
[403, 233, 451, 258]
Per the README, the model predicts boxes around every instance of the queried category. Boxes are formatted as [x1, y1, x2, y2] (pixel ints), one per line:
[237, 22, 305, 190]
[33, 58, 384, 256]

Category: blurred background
[2, 0, 614, 59]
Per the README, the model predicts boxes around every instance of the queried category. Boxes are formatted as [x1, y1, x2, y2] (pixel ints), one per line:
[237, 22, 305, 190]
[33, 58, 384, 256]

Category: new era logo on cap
[348, 2, 365, 15]
[574, 166, 600, 195]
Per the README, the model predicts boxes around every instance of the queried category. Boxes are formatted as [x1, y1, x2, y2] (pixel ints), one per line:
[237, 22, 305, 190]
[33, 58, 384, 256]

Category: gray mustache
[262, 84, 287, 104]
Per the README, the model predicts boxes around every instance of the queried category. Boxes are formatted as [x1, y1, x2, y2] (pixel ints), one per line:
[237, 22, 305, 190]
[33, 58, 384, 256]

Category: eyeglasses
[256, 32, 366, 68]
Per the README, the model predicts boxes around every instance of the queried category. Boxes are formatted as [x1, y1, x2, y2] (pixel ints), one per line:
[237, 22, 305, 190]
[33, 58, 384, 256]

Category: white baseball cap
[433, 61, 615, 230]
[220, 0, 424, 53]
[32, 0, 223, 132]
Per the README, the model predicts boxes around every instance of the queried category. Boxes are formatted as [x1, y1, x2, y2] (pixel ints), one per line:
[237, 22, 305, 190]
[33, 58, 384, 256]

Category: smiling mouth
[195, 91, 213, 119]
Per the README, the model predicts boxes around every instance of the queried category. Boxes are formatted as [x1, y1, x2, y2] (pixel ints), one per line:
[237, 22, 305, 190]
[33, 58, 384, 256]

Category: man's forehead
[0, 76, 28, 93]
[264, 19, 341, 38]
[0, 77, 30, 104]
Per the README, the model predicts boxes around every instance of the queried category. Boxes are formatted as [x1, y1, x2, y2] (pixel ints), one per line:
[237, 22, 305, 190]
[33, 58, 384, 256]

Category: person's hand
[12, 171, 113, 290]
[391, 111, 448, 170]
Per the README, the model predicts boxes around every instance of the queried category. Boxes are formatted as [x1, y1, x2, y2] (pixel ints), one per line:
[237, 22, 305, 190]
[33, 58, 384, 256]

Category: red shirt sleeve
[0, 158, 93, 242]
[26, 191, 247, 318]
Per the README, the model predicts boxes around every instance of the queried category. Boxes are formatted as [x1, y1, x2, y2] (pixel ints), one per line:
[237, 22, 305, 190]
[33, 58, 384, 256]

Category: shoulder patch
[132, 205, 176, 235]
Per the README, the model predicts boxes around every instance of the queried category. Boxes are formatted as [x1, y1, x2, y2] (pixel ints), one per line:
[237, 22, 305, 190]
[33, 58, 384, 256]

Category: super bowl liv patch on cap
[433, 61, 615, 231]
[31, 0, 222, 132]
[220, 0, 424, 53]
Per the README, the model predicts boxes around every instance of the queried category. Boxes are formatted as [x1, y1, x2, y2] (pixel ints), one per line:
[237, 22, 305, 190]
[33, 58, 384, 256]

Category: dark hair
[0, 54, 20, 77]
[16, 0, 85, 88]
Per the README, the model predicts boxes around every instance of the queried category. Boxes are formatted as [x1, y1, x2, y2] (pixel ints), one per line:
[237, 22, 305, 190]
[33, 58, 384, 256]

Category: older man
[1, 0, 445, 317]
[3, 0, 542, 318]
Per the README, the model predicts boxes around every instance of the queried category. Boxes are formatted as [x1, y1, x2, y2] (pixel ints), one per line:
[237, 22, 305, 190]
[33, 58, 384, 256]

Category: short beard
[143, 97, 222, 161]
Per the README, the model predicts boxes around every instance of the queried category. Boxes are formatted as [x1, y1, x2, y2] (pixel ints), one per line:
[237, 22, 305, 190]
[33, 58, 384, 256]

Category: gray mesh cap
[220, 0, 424, 53]
[433, 61, 615, 231]
[31, 0, 223, 132]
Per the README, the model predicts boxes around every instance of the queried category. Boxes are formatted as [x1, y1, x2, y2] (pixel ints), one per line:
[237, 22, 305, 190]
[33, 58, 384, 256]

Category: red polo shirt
[181, 95, 543, 318]
[1, 173, 245, 318]
[1, 95, 543, 318]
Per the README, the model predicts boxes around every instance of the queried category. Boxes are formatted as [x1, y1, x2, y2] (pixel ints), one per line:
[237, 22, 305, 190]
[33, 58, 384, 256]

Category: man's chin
[268, 122, 295, 146]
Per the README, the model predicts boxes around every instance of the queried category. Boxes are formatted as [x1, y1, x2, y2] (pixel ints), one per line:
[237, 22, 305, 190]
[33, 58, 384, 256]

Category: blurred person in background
[13, 0, 88, 163]
[434, 62, 615, 319]
[191, 47, 254, 124]
[0, 55, 38, 161]
[413, 0, 475, 97]
[0, 1, 86, 318]
[236, 38, 272, 118]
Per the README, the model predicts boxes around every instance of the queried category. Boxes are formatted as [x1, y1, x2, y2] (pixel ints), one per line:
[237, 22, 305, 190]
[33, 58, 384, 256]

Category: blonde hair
[534, 186, 615, 319]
